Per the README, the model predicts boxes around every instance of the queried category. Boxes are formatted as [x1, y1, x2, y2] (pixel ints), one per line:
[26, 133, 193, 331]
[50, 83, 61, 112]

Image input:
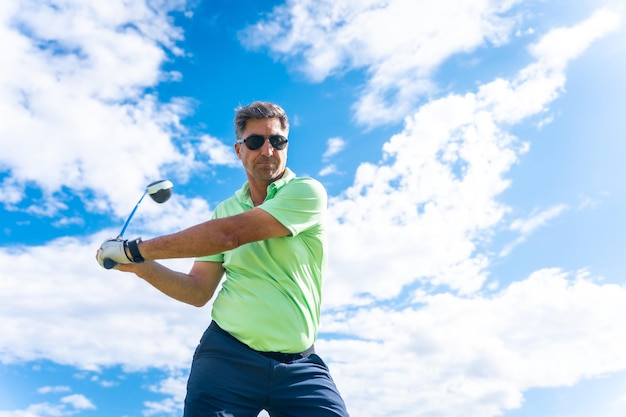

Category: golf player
[96, 101, 350, 417]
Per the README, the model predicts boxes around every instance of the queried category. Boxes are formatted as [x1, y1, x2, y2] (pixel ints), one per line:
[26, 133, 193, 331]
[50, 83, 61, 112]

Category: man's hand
[96, 239, 132, 269]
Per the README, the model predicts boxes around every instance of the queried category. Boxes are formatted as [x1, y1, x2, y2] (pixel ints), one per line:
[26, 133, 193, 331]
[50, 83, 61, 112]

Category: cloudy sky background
[1, 0, 626, 416]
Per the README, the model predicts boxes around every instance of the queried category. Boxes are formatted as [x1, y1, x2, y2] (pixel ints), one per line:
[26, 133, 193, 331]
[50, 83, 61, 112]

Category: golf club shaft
[102, 180, 172, 270]
[117, 190, 147, 238]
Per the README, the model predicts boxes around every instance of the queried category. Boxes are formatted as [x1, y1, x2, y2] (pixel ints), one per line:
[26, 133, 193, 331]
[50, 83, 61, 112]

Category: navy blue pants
[184, 321, 350, 417]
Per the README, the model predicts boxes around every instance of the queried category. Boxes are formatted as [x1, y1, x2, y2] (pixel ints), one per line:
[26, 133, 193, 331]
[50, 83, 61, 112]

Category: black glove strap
[126, 238, 145, 263]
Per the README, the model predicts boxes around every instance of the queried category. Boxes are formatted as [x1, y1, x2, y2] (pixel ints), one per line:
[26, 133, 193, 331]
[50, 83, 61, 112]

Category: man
[97, 101, 350, 417]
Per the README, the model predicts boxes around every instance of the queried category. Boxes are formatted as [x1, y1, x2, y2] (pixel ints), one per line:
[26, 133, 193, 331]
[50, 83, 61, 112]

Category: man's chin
[256, 168, 284, 181]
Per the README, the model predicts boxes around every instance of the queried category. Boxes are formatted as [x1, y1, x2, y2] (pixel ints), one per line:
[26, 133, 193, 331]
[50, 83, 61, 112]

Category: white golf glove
[97, 239, 132, 269]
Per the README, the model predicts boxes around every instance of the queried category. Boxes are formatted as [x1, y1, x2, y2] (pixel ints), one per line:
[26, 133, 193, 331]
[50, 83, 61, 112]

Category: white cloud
[240, 0, 525, 127]
[321, 8, 620, 303]
[59, 395, 95, 411]
[499, 203, 569, 256]
[320, 268, 626, 416]
[0, 393, 95, 417]
[0, 0, 222, 219]
[0, 235, 207, 371]
[318, 165, 336, 176]
[50, 216, 85, 228]
[196, 134, 241, 167]
[322, 137, 346, 159]
[0, 403, 60, 417]
[319, 138, 347, 176]
[37, 386, 71, 394]
[144, 374, 187, 416]
[0, 178, 24, 205]
[529, 8, 621, 69]
[241, 3, 622, 129]
[510, 204, 568, 235]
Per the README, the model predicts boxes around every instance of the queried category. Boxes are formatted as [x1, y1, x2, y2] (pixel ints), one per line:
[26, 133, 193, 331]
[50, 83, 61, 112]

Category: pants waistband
[209, 320, 315, 363]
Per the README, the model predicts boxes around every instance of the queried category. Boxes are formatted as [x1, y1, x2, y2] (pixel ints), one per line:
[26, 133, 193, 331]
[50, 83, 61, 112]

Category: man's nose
[260, 139, 275, 156]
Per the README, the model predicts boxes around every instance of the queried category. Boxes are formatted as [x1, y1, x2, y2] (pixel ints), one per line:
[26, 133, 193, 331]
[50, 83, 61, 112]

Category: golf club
[102, 179, 173, 269]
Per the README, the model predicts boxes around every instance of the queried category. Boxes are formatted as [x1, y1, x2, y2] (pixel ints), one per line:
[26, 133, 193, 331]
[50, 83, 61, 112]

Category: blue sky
[1, 0, 626, 416]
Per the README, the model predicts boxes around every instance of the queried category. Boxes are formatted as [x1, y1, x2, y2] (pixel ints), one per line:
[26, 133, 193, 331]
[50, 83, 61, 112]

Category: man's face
[235, 117, 288, 184]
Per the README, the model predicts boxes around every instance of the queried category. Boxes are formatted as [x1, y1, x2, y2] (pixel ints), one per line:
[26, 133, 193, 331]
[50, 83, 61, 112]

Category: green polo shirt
[197, 168, 327, 353]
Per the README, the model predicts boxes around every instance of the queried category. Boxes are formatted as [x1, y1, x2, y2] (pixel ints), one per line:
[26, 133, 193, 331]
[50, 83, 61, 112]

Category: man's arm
[117, 260, 225, 307]
[103, 206, 288, 306]
[137, 207, 290, 261]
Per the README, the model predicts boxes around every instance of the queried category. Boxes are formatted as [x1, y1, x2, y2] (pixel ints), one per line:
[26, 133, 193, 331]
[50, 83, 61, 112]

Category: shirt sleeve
[259, 177, 327, 237]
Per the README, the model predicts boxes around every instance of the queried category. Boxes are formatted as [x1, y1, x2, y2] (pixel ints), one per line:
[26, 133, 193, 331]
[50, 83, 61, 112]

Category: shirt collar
[235, 168, 295, 207]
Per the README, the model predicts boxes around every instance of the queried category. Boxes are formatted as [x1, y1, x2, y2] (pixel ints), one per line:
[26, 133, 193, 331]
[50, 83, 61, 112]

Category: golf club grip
[103, 258, 117, 269]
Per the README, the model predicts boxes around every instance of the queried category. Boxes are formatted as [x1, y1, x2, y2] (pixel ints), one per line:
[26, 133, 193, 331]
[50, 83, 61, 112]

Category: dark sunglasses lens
[243, 135, 288, 150]
[245, 135, 265, 150]
[269, 136, 288, 150]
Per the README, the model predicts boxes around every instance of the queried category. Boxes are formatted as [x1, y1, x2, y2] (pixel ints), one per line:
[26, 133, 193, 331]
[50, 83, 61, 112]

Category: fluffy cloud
[321, 6, 620, 303]
[240, 0, 525, 127]
[321, 268, 626, 416]
[0, 0, 214, 218]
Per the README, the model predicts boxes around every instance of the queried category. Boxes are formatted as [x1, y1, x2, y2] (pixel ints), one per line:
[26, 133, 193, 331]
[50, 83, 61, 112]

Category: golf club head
[147, 180, 173, 203]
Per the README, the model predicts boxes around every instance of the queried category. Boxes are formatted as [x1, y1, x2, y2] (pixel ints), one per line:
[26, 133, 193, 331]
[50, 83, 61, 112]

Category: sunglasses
[236, 134, 289, 151]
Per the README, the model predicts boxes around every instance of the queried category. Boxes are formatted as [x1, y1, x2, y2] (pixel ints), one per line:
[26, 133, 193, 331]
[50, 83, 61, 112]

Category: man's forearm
[123, 261, 218, 307]
[134, 207, 289, 261]
[138, 217, 239, 261]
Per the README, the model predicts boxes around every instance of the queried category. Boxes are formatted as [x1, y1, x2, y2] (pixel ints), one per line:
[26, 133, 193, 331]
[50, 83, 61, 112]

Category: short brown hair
[234, 101, 289, 139]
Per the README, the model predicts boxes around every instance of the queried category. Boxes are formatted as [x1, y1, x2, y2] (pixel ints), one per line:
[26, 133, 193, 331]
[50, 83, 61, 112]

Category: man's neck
[247, 171, 285, 206]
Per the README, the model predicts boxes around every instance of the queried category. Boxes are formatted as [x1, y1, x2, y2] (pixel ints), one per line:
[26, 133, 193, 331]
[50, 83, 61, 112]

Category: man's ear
[234, 143, 242, 159]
